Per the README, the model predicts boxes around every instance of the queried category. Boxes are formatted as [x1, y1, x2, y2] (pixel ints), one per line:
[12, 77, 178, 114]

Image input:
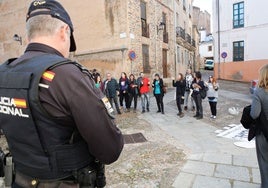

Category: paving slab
[215, 164, 250, 182]
[233, 154, 259, 168]
[193, 175, 231, 188]
[252, 168, 261, 184]
[172, 172, 195, 188]
[182, 160, 215, 176]
[233, 181, 260, 188]
[203, 153, 232, 165]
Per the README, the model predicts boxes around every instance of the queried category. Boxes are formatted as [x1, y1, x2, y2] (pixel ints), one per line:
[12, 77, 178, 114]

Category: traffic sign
[221, 52, 227, 59]
[128, 50, 136, 60]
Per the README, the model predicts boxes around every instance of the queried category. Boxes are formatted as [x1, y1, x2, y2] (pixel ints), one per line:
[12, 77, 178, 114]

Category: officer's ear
[59, 24, 70, 42]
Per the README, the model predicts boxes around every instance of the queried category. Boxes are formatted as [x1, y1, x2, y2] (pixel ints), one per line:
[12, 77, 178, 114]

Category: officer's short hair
[26, 14, 65, 40]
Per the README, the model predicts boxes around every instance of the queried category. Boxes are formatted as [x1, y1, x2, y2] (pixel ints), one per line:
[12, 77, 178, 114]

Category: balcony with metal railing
[176, 27, 185, 39]
[186, 33, 191, 44]
[192, 39, 196, 47]
[176, 27, 196, 51]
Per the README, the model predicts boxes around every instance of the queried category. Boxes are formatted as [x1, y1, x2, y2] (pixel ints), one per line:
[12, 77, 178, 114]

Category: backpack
[200, 86, 208, 99]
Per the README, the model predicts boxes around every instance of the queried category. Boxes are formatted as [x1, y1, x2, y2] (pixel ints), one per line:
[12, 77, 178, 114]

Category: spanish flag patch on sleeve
[13, 98, 27, 108]
[42, 71, 55, 82]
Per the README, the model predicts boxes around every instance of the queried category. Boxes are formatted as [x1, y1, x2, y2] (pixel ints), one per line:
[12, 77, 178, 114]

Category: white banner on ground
[215, 124, 255, 149]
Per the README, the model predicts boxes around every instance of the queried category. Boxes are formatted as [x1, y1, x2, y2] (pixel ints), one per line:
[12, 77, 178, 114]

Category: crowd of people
[93, 71, 154, 114]
[92, 69, 220, 120]
[172, 69, 219, 120]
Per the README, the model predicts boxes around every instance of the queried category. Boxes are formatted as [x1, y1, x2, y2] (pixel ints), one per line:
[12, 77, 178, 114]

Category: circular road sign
[221, 52, 227, 59]
[128, 50, 136, 61]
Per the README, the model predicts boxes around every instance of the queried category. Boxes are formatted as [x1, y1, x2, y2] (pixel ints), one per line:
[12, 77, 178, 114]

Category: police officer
[0, 0, 124, 187]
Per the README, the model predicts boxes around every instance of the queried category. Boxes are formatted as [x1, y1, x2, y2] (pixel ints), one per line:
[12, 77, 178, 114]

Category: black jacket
[173, 80, 186, 96]
[128, 79, 138, 95]
[0, 43, 124, 179]
[191, 79, 205, 96]
[152, 79, 164, 96]
[104, 78, 119, 98]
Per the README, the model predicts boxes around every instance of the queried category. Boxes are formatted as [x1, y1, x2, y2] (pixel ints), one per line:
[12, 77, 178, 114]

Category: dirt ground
[106, 112, 186, 188]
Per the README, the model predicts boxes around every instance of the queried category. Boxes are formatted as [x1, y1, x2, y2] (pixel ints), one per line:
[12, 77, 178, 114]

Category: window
[208, 46, 212, 51]
[142, 45, 150, 73]
[141, 1, 149, 37]
[233, 2, 244, 28]
[162, 13, 168, 43]
[233, 41, 244, 61]
[140, 1, 146, 20]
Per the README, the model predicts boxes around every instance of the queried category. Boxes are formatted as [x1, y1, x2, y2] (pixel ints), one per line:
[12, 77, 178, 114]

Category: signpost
[221, 52, 227, 63]
[128, 50, 136, 73]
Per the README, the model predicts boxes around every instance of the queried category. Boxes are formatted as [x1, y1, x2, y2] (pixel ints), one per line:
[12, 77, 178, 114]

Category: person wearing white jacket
[206, 76, 219, 119]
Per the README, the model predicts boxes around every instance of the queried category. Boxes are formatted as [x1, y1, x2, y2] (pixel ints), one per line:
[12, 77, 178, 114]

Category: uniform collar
[25, 43, 64, 57]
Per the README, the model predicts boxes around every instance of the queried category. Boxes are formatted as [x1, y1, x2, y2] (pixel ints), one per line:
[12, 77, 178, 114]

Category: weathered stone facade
[0, 0, 198, 81]
[193, 6, 211, 34]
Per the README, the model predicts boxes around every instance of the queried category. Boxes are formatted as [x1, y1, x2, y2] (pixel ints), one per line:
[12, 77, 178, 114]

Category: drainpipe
[173, 0, 177, 78]
[154, 0, 157, 73]
[217, 0, 221, 79]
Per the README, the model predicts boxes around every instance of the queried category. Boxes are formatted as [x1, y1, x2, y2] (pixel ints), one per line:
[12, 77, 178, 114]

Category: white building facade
[212, 0, 268, 81]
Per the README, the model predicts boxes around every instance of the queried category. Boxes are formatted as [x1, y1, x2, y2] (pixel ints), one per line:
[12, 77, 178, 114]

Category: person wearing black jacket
[173, 73, 186, 117]
[191, 71, 205, 119]
[104, 73, 122, 114]
[128, 74, 138, 112]
[119, 72, 130, 112]
[152, 74, 165, 114]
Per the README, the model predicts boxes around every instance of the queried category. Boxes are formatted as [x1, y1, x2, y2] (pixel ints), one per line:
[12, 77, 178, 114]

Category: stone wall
[0, 0, 186, 83]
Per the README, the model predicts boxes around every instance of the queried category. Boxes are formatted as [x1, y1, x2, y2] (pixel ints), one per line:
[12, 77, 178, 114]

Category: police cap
[26, 0, 76, 52]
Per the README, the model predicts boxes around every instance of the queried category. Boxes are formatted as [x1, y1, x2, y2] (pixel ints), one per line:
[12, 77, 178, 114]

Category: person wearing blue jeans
[138, 72, 150, 113]
[141, 92, 150, 113]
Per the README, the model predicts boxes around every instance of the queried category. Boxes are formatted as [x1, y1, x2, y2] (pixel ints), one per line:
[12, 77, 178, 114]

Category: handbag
[200, 86, 208, 99]
[240, 105, 259, 141]
[241, 105, 268, 141]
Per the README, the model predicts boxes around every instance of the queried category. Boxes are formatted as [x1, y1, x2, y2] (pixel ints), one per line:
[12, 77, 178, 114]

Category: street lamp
[157, 22, 165, 34]
[155, 22, 165, 72]
[13, 34, 22, 45]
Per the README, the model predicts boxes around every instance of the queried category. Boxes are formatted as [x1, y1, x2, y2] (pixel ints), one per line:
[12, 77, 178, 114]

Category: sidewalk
[138, 89, 261, 188]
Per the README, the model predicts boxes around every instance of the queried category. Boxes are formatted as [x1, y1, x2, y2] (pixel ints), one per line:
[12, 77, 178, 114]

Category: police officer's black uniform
[0, 1, 124, 187]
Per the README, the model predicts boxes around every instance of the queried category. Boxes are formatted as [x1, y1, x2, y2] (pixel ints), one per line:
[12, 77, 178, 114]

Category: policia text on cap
[0, 0, 124, 187]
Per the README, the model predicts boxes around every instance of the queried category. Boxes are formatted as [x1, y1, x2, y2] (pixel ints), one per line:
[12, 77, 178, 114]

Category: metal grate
[123, 133, 147, 144]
